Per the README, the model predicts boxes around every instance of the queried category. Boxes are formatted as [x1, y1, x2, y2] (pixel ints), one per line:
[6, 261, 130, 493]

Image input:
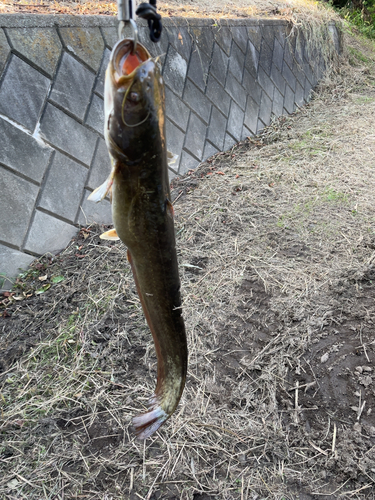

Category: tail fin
[132, 398, 168, 439]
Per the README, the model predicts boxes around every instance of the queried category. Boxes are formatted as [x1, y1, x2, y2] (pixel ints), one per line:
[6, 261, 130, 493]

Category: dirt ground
[1, 14, 375, 500]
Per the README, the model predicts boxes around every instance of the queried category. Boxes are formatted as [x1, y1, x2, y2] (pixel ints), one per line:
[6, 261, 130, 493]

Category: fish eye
[129, 91, 140, 103]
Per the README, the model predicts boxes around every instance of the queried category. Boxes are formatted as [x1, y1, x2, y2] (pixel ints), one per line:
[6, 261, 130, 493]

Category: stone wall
[0, 14, 342, 289]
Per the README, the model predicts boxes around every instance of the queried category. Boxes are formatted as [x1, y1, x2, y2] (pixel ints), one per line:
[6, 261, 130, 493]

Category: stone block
[165, 86, 190, 131]
[243, 69, 262, 105]
[40, 103, 97, 166]
[247, 25, 262, 52]
[270, 64, 286, 97]
[261, 24, 276, 50]
[166, 118, 185, 169]
[184, 113, 206, 161]
[189, 26, 215, 57]
[203, 141, 219, 160]
[165, 26, 192, 62]
[227, 101, 244, 141]
[0, 28, 11, 76]
[259, 91, 272, 126]
[163, 45, 187, 98]
[272, 87, 284, 117]
[179, 150, 200, 175]
[100, 26, 118, 49]
[282, 61, 296, 92]
[295, 81, 305, 108]
[229, 42, 245, 84]
[304, 81, 313, 102]
[138, 27, 169, 59]
[207, 106, 227, 150]
[95, 48, 111, 98]
[50, 52, 95, 120]
[38, 151, 88, 222]
[273, 38, 284, 72]
[187, 45, 210, 92]
[284, 84, 295, 114]
[86, 94, 104, 134]
[224, 133, 236, 151]
[59, 27, 104, 72]
[231, 26, 248, 54]
[87, 138, 111, 190]
[24, 210, 77, 256]
[213, 26, 232, 56]
[183, 79, 211, 124]
[328, 24, 342, 54]
[244, 41, 259, 79]
[206, 74, 231, 117]
[258, 66, 274, 100]
[283, 37, 296, 69]
[210, 43, 229, 86]
[225, 72, 246, 110]
[257, 117, 266, 133]
[241, 123, 253, 140]
[274, 24, 287, 48]
[303, 59, 315, 87]
[0, 119, 51, 183]
[168, 168, 177, 181]
[0, 55, 50, 132]
[259, 39, 273, 76]
[7, 27, 62, 77]
[78, 189, 112, 226]
[295, 35, 305, 66]
[0, 245, 35, 291]
[0, 169, 39, 247]
[244, 96, 259, 135]
[293, 60, 306, 88]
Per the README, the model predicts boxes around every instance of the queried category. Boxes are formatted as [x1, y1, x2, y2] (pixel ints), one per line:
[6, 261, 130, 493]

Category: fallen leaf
[7, 479, 19, 489]
[38, 275, 48, 281]
[35, 284, 51, 295]
[51, 276, 64, 284]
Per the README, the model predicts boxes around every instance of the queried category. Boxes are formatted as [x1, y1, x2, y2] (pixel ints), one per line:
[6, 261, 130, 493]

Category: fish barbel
[88, 39, 187, 439]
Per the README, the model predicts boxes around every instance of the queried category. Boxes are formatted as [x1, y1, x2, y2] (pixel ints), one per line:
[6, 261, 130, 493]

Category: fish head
[105, 39, 165, 164]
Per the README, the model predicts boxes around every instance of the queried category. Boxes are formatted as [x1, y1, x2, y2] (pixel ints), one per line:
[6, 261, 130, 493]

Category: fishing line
[121, 84, 150, 127]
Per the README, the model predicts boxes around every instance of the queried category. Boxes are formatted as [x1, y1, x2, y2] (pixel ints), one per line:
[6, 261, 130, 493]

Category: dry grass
[1, 33, 375, 500]
[0, 0, 341, 25]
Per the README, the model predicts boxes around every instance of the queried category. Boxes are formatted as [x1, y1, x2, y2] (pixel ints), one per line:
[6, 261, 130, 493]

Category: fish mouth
[110, 39, 151, 84]
[109, 39, 155, 128]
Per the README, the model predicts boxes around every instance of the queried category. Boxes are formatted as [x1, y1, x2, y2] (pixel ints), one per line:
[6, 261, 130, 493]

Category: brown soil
[1, 23, 375, 500]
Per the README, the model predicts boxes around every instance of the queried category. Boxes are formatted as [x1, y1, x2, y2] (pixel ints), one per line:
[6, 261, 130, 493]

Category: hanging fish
[88, 39, 187, 439]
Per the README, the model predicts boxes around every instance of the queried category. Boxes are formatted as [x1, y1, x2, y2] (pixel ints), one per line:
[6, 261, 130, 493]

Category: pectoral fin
[165, 198, 174, 219]
[167, 151, 178, 167]
[88, 177, 113, 203]
[88, 159, 116, 203]
[100, 229, 120, 241]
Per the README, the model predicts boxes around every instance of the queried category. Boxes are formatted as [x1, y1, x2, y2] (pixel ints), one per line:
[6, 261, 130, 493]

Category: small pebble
[321, 352, 329, 363]
[353, 422, 362, 433]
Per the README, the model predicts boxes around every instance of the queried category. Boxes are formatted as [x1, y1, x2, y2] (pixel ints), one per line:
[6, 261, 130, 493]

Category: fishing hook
[117, 0, 138, 53]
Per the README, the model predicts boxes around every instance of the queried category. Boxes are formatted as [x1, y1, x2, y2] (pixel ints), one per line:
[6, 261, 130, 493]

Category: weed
[323, 187, 348, 202]
[348, 45, 370, 63]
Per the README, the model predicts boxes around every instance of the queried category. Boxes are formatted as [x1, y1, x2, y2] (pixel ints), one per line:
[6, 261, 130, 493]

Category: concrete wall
[0, 14, 342, 289]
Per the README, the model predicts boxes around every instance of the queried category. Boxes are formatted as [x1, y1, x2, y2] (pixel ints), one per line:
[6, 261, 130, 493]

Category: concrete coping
[0, 13, 296, 29]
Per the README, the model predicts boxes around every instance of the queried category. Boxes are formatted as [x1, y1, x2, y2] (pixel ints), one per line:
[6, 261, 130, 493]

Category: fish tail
[132, 396, 168, 439]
